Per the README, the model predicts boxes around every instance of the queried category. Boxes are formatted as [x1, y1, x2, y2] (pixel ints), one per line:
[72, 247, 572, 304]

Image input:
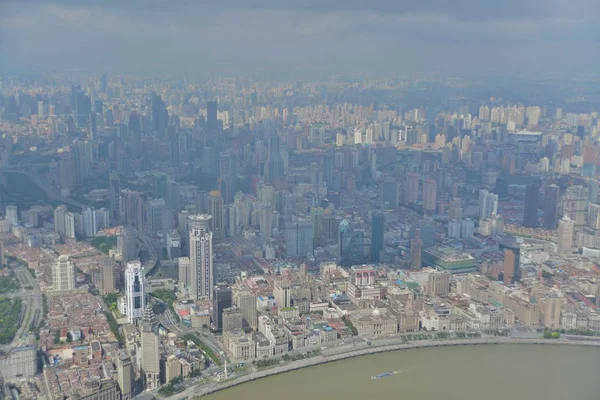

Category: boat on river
[371, 370, 401, 380]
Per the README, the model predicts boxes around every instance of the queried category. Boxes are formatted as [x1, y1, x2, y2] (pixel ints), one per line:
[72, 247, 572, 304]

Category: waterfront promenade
[167, 336, 600, 399]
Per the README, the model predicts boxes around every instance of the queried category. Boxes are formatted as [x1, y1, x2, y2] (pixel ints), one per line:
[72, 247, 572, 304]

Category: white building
[125, 260, 145, 323]
[479, 189, 498, 219]
[65, 212, 76, 239]
[53, 255, 75, 291]
[83, 207, 97, 237]
[5, 205, 18, 226]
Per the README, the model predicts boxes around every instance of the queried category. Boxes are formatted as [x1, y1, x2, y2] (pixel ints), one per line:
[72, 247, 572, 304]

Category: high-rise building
[380, 178, 399, 208]
[146, 198, 167, 237]
[212, 283, 232, 332]
[523, 183, 540, 228]
[177, 257, 191, 297]
[588, 203, 600, 230]
[557, 216, 574, 253]
[100, 72, 108, 93]
[153, 173, 169, 201]
[74, 88, 91, 127]
[151, 92, 168, 136]
[285, 214, 314, 258]
[426, 270, 450, 296]
[100, 258, 116, 294]
[338, 220, 364, 267]
[207, 100, 218, 131]
[422, 178, 437, 213]
[410, 228, 423, 270]
[406, 173, 420, 204]
[117, 228, 137, 263]
[503, 249, 517, 285]
[564, 186, 587, 231]
[53, 255, 75, 291]
[222, 307, 243, 333]
[235, 290, 257, 330]
[479, 189, 498, 219]
[71, 139, 95, 183]
[543, 184, 560, 230]
[120, 190, 145, 231]
[127, 112, 142, 158]
[188, 214, 213, 299]
[500, 235, 520, 284]
[117, 352, 132, 400]
[208, 191, 224, 240]
[108, 173, 121, 221]
[5, 205, 17, 226]
[274, 280, 291, 308]
[83, 207, 97, 237]
[0, 241, 4, 267]
[141, 305, 160, 390]
[65, 212, 76, 239]
[265, 133, 285, 183]
[125, 260, 145, 323]
[54, 205, 67, 237]
[448, 198, 463, 220]
[371, 212, 384, 263]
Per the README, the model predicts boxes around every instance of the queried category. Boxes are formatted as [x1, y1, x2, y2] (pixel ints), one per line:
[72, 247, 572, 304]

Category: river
[204, 344, 600, 400]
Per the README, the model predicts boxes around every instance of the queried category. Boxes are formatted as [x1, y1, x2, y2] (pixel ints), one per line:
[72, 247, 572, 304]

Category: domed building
[349, 307, 397, 337]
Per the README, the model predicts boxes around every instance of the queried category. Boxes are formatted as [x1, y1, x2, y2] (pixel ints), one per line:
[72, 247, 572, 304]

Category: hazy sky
[1, 0, 598, 79]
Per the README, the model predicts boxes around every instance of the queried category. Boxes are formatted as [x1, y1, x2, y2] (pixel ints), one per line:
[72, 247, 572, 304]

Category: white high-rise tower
[125, 260, 145, 323]
[53, 255, 75, 291]
[188, 214, 213, 299]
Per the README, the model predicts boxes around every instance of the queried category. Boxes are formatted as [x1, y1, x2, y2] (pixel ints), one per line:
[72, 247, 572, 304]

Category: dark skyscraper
[212, 283, 232, 332]
[410, 228, 423, 270]
[109, 173, 121, 221]
[494, 177, 509, 199]
[127, 111, 142, 158]
[500, 235, 520, 283]
[207, 100, 218, 131]
[151, 92, 168, 136]
[100, 72, 108, 93]
[338, 219, 364, 267]
[265, 133, 284, 183]
[371, 212, 384, 263]
[88, 112, 97, 140]
[543, 184, 560, 230]
[523, 183, 539, 228]
[74, 89, 91, 127]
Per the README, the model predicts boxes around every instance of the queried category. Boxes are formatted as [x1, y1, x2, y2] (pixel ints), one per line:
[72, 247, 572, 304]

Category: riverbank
[170, 337, 600, 399]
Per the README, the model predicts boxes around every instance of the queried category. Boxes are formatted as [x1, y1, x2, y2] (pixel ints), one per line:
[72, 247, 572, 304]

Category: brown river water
[205, 344, 600, 400]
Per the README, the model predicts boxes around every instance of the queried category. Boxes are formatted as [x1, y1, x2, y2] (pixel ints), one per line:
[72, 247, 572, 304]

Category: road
[8, 169, 85, 211]
[133, 230, 158, 274]
[1, 266, 43, 349]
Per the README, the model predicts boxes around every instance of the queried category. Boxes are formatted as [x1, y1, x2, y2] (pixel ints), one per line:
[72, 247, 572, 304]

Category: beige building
[235, 290, 258, 330]
[163, 355, 181, 383]
[504, 294, 539, 327]
[350, 308, 397, 336]
[540, 292, 564, 329]
[100, 258, 116, 294]
[426, 271, 450, 296]
[141, 306, 161, 390]
[75, 378, 120, 400]
[222, 307, 244, 333]
[116, 353, 132, 400]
